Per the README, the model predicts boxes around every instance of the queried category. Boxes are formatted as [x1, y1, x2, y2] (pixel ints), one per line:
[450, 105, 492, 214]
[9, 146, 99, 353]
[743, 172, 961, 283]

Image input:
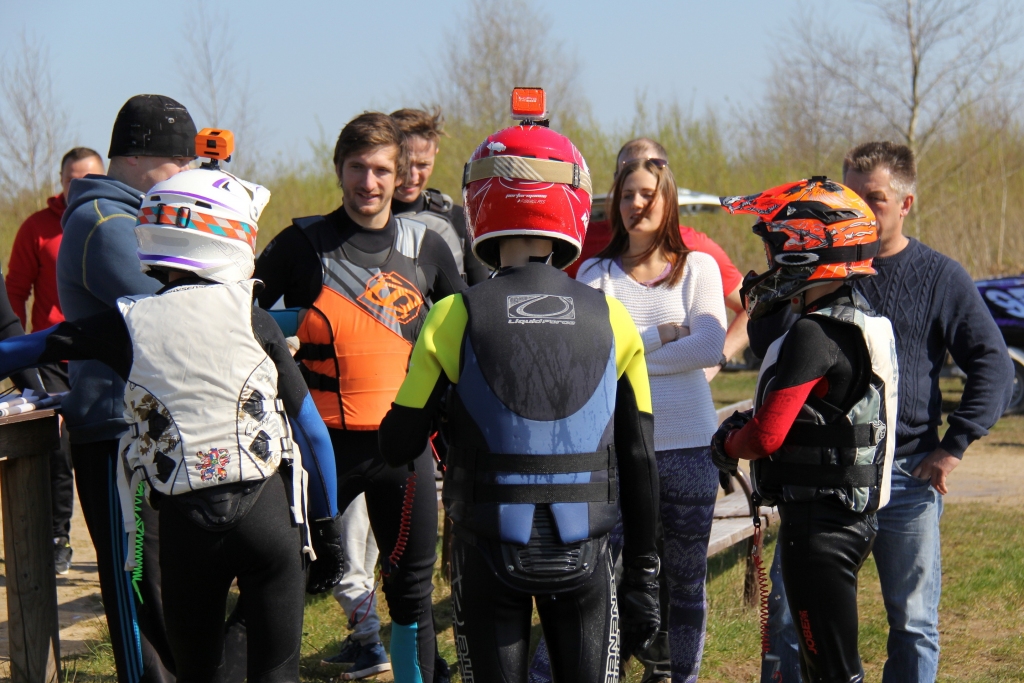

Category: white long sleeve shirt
[577, 253, 727, 451]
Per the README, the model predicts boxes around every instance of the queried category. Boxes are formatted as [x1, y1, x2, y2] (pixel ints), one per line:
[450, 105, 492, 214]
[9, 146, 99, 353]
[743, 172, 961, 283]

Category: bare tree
[434, 0, 589, 131]
[0, 34, 70, 204]
[179, 3, 263, 177]
[780, 0, 1022, 160]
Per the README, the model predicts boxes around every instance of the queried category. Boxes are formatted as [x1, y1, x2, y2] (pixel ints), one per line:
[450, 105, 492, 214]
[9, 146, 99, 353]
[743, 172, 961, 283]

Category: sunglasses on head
[619, 157, 668, 169]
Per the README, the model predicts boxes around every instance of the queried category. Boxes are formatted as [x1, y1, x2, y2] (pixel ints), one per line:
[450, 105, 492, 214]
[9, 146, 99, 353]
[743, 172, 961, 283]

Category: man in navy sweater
[57, 94, 195, 683]
[761, 142, 1013, 683]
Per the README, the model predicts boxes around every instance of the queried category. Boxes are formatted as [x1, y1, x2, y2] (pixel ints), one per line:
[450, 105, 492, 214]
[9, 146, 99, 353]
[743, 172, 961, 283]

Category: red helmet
[463, 124, 593, 269]
[721, 177, 879, 319]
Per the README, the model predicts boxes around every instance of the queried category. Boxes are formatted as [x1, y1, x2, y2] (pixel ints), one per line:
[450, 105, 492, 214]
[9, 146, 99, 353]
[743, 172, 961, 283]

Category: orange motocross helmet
[721, 176, 878, 320]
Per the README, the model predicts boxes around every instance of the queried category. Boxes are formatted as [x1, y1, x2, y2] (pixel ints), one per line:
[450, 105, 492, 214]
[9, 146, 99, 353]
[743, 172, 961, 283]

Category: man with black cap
[56, 94, 196, 683]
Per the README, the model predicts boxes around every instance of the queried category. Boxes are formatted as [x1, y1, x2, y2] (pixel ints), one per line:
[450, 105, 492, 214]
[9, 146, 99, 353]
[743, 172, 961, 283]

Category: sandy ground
[0, 440, 1018, 672]
[942, 440, 1024, 507]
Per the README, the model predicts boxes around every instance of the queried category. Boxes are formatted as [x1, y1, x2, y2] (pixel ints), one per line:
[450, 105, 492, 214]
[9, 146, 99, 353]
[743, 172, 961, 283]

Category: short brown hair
[616, 137, 669, 167]
[843, 141, 917, 198]
[61, 147, 102, 171]
[390, 107, 446, 145]
[333, 112, 409, 179]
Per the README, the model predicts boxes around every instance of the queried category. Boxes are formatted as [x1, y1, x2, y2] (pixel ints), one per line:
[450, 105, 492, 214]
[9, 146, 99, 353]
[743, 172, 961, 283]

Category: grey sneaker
[54, 538, 73, 575]
[321, 636, 362, 666]
[342, 641, 391, 680]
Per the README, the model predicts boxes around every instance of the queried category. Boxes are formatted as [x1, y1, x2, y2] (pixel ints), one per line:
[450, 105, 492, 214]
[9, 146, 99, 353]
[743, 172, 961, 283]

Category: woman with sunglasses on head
[576, 158, 727, 682]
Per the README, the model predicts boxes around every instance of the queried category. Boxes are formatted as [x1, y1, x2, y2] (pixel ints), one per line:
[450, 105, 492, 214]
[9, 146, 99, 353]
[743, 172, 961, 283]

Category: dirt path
[942, 440, 1024, 507]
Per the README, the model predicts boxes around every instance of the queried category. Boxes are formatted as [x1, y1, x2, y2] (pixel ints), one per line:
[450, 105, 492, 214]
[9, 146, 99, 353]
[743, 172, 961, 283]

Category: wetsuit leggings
[70, 439, 175, 683]
[159, 472, 305, 683]
[531, 446, 718, 683]
[777, 500, 877, 683]
[334, 431, 438, 683]
[450, 533, 620, 683]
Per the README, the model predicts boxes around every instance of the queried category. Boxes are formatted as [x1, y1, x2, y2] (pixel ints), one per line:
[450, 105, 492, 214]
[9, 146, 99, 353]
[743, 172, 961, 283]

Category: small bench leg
[1, 418, 62, 683]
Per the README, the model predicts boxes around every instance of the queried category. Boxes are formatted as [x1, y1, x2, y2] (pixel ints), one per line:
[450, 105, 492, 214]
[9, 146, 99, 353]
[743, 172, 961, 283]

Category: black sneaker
[54, 538, 73, 575]
[321, 635, 363, 666]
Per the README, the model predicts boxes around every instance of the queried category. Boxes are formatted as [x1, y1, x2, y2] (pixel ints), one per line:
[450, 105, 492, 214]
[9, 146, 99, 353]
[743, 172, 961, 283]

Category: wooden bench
[0, 409, 62, 682]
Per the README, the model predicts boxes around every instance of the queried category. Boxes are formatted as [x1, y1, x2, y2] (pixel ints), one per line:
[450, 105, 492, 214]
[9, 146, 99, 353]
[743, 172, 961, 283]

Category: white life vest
[752, 301, 899, 512]
[115, 280, 308, 566]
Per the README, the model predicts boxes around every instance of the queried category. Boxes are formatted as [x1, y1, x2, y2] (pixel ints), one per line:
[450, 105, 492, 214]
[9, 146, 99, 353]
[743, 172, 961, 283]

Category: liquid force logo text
[507, 294, 576, 325]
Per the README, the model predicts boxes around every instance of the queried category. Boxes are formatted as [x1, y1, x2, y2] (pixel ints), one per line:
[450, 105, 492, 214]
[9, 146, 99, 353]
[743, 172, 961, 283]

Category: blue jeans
[761, 452, 943, 683]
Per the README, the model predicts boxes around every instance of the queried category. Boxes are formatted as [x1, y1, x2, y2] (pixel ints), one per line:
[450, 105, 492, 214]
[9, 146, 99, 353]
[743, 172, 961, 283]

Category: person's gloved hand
[710, 410, 752, 474]
[619, 554, 661, 658]
[306, 515, 345, 594]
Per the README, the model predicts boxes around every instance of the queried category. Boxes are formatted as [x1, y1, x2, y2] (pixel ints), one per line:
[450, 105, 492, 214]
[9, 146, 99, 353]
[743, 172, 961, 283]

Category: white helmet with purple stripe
[135, 168, 271, 283]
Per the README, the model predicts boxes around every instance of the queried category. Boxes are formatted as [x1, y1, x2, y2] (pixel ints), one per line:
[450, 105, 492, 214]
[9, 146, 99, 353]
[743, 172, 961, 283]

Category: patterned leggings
[529, 446, 718, 683]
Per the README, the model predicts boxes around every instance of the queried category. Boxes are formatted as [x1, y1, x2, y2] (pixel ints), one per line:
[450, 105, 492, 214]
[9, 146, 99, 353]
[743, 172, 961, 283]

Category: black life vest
[751, 300, 899, 513]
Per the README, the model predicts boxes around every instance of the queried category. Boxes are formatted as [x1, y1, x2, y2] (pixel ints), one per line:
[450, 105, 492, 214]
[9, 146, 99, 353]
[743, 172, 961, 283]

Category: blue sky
[1, 1, 873, 162]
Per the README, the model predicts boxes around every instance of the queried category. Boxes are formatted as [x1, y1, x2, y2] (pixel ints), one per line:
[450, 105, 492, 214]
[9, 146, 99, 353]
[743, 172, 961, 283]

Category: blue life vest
[443, 264, 620, 546]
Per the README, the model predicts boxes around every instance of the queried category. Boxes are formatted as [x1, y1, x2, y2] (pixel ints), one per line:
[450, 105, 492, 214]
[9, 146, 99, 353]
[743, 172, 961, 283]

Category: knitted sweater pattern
[578, 252, 726, 450]
[854, 238, 1011, 457]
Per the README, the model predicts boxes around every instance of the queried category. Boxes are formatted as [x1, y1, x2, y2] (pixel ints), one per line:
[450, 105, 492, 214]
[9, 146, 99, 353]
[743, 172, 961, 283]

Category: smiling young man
[254, 112, 464, 682]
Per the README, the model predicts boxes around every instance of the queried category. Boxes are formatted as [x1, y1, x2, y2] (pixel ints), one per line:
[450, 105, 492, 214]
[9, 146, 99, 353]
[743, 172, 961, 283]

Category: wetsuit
[725, 289, 895, 683]
[379, 262, 661, 683]
[0, 277, 340, 683]
[255, 207, 465, 681]
[393, 189, 491, 286]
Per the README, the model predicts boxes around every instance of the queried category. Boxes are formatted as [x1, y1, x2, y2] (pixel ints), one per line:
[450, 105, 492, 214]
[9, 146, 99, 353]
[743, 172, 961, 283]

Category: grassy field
[58, 373, 1024, 682]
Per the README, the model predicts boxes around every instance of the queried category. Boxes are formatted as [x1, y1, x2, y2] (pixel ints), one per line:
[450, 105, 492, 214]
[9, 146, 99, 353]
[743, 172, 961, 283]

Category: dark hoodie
[57, 174, 160, 444]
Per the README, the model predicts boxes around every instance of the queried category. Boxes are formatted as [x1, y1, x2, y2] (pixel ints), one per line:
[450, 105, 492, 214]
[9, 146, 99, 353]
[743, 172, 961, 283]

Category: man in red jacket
[5, 146, 104, 574]
[8, 147, 105, 333]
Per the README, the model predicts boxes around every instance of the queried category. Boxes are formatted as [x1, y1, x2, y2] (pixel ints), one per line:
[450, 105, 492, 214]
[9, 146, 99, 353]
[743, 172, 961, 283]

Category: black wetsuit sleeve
[253, 225, 322, 309]
[450, 205, 490, 285]
[772, 318, 840, 389]
[420, 229, 468, 301]
[379, 375, 449, 467]
[614, 375, 659, 563]
[38, 309, 133, 381]
[250, 306, 308, 418]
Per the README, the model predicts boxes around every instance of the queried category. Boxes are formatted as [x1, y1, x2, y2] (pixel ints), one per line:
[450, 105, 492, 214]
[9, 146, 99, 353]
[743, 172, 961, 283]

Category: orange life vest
[294, 216, 429, 430]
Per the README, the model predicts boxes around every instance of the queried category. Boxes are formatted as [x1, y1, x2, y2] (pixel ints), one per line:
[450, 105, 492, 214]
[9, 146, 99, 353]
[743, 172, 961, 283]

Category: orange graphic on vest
[358, 271, 424, 325]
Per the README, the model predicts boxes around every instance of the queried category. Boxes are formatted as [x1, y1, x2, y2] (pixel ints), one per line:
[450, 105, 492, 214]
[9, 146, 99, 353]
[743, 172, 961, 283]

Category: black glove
[619, 554, 661, 658]
[306, 514, 345, 594]
[710, 410, 752, 475]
